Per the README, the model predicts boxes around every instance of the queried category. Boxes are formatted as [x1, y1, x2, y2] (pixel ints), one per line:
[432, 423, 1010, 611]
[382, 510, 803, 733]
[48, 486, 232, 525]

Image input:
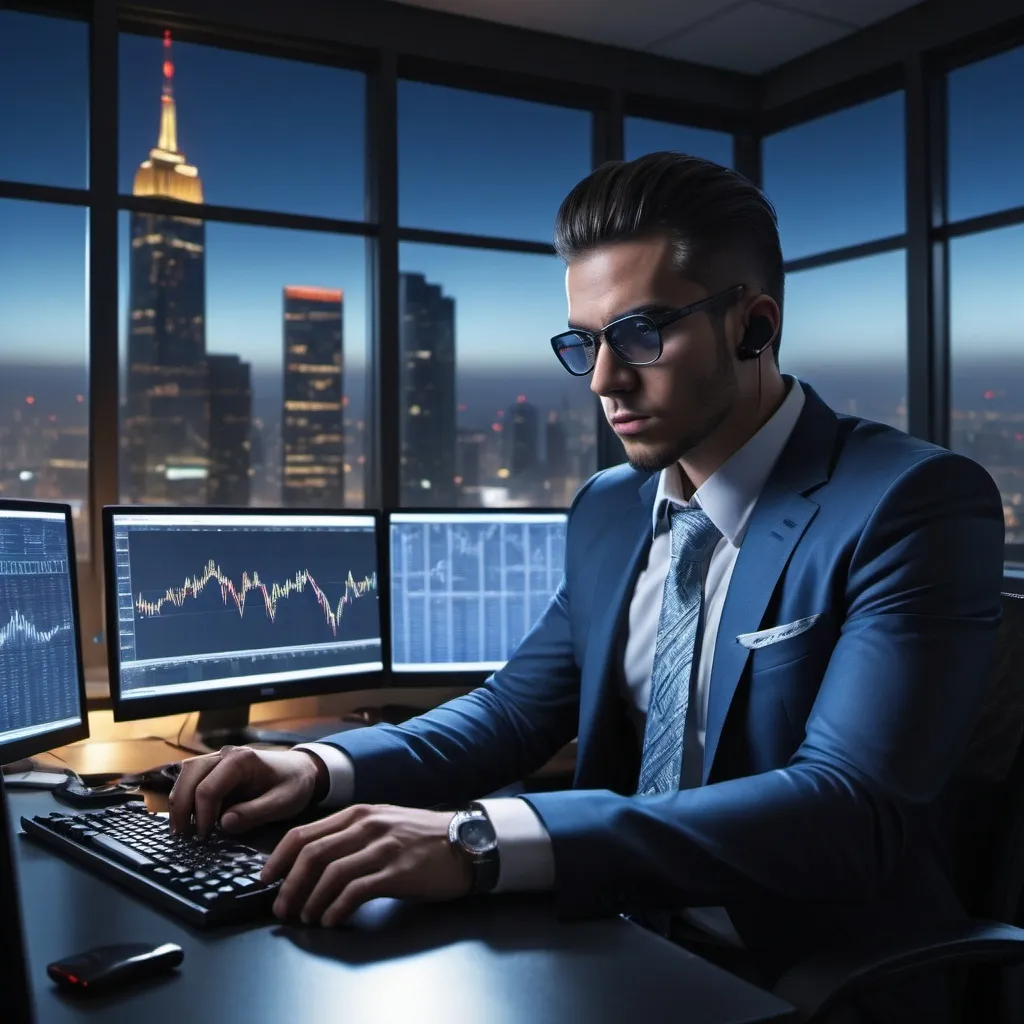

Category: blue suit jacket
[328, 382, 1005, 972]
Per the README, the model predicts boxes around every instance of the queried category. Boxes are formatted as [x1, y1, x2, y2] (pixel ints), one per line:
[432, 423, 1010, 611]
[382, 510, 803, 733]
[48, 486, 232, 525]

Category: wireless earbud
[737, 316, 775, 360]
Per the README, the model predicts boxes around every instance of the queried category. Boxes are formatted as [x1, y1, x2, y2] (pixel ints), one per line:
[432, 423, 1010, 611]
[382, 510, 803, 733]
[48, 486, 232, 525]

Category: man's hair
[553, 152, 785, 362]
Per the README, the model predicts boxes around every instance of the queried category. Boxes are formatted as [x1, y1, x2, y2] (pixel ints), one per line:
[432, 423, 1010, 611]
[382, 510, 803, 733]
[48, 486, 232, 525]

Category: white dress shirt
[298, 377, 806, 913]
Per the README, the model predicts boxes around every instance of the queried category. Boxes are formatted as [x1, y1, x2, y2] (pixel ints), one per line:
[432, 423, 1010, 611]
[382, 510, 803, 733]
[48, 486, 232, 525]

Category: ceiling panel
[386, 0, 732, 51]
[649, 1, 850, 74]
[770, 0, 925, 29]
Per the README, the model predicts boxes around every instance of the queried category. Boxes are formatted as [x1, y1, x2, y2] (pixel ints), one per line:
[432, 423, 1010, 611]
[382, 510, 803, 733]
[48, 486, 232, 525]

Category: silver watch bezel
[448, 809, 498, 857]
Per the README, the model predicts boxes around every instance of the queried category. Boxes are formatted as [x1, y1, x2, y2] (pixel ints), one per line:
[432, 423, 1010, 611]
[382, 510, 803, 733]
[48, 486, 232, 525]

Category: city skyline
[0, 9, 1021, 539]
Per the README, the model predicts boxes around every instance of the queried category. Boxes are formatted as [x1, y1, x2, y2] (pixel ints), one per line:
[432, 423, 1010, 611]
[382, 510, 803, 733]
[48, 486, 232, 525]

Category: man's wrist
[297, 749, 330, 804]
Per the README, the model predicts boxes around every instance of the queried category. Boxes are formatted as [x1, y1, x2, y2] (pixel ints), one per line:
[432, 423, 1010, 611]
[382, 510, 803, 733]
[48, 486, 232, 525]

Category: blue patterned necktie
[637, 506, 722, 796]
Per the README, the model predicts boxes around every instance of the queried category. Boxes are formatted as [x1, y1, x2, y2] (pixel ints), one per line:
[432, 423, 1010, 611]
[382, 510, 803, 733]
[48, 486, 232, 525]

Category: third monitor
[388, 509, 568, 680]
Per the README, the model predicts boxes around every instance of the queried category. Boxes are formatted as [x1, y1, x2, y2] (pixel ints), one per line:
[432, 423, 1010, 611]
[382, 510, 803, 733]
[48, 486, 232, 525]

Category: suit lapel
[576, 473, 658, 782]
[701, 384, 839, 783]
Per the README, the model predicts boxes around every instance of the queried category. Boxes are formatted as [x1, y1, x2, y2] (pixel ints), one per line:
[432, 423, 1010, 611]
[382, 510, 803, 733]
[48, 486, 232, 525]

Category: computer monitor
[0, 500, 88, 766]
[0, 774, 35, 1023]
[103, 507, 384, 746]
[388, 509, 568, 683]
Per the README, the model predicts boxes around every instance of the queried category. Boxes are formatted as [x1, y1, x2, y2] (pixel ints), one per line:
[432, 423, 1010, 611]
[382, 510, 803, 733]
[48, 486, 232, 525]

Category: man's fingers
[321, 868, 393, 928]
[261, 804, 375, 882]
[299, 842, 396, 924]
[219, 780, 305, 833]
[167, 755, 220, 835]
[271, 826, 377, 920]
[192, 747, 260, 837]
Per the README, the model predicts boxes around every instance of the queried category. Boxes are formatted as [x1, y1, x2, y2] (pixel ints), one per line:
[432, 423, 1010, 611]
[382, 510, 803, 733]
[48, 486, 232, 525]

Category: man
[169, 154, 1004, 1020]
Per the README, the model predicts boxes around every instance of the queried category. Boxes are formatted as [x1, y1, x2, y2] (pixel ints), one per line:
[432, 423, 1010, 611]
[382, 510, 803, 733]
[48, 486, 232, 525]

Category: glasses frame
[550, 284, 745, 376]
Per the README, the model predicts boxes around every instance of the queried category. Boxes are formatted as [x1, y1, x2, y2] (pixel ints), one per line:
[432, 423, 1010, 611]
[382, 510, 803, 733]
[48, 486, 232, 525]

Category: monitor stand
[193, 706, 373, 750]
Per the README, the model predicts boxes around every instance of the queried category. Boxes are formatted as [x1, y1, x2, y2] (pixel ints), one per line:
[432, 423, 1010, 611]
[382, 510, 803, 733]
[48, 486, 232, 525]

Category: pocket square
[736, 614, 822, 650]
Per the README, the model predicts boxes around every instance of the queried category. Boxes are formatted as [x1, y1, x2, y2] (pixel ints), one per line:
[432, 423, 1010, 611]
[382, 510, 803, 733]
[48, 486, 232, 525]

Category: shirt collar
[652, 376, 806, 547]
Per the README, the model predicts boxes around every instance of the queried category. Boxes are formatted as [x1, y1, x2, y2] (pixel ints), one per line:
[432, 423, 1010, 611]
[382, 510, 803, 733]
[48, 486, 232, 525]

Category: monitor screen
[0, 503, 87, 762]
[107, 510, 383, 714]
[389, 511, 567, 673]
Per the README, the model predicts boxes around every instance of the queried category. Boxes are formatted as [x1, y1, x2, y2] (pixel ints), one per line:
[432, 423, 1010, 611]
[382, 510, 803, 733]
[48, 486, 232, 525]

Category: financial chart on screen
[0, 509, 82, 744]
[111, 512, 383, 700]
[389, 512, 567, 672]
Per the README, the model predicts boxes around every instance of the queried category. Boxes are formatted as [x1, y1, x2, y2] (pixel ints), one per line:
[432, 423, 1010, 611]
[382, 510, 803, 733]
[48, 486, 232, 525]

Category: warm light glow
[497, 468, 510, 479]
[24, 395, 35, 405]
[284, 285, 344, 302]
[491, 422, 502, 432]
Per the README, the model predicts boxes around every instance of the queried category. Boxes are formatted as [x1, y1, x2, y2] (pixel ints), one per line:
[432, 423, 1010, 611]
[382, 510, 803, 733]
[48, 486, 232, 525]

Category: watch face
[458, 815, 496, 853]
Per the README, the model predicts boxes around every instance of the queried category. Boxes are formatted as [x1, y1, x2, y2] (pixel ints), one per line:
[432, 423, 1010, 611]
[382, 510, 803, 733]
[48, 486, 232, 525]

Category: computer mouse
[47, 942, 184, 994]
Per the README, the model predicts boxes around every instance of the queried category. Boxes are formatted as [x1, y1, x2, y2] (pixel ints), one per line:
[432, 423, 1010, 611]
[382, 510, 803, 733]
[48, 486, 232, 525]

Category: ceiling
[385, 0, 927, 74]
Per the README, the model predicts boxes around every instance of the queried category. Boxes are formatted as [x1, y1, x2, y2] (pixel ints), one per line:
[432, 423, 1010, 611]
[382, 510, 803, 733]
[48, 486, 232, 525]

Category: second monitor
[389, 510, 568, 678]
[105, 507, 383, 743]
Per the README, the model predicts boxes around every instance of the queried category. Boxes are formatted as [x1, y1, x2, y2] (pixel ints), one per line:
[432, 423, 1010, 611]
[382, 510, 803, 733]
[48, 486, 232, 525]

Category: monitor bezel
[0, 499, 89, 764]
[384, 505, 569, 686]
[102, 505, 388, 723]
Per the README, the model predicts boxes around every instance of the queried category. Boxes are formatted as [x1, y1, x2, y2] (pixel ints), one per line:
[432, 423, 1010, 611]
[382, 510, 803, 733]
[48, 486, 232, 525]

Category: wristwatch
[448, 804, 500, 895]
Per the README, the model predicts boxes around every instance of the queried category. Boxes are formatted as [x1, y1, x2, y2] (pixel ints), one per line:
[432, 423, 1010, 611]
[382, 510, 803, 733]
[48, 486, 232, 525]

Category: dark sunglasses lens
[552, 332, 594, 374]
[607, 316, 661, 365]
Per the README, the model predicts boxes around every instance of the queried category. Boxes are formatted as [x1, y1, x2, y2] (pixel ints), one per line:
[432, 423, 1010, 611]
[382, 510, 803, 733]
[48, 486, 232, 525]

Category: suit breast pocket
[746, 617, 827, 673]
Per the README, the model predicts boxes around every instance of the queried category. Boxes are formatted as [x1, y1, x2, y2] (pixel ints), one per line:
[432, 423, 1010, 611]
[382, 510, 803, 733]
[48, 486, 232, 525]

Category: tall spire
[157, 30, 178, 154]
[133, 27, 203, 203]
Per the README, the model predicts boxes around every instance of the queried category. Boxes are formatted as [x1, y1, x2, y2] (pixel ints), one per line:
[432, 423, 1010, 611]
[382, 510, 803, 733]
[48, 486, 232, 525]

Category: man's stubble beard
[622, 334, 738, 474]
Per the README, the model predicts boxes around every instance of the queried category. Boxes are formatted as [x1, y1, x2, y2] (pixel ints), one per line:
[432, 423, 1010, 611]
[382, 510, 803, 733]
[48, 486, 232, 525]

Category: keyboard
[21, 803, 281, 927]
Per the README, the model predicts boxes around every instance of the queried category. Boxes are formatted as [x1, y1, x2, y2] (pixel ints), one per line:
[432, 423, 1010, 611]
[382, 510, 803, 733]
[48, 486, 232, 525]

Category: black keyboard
[21, 803, 281, 927]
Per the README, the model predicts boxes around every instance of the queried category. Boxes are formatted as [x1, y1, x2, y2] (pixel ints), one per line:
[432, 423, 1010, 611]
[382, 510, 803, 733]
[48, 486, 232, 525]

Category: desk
[9, 790, 794, 1024]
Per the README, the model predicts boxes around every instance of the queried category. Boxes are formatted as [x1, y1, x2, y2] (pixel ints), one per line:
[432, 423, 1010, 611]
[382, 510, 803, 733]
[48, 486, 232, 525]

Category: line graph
[0, 513, 81, 738]
[112, 519, 383, 690]
[0, 609, 72, 648]
[135, 559, 377, 637]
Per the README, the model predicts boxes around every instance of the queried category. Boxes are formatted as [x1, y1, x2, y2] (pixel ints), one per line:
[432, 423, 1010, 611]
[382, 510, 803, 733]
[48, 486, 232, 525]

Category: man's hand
[168, 746, 324, 837]
[260, 804, 471, 927]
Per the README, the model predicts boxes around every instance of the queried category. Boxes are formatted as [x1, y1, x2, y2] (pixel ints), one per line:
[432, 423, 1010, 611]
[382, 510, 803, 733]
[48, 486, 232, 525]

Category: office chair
[772, 592, 1024, 1023]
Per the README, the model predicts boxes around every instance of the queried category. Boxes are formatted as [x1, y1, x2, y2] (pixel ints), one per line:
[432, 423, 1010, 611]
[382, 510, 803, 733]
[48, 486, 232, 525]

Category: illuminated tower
[122, 30, 209, 504]
[282, 286, 345, 507]
[399, 272, 456, 505]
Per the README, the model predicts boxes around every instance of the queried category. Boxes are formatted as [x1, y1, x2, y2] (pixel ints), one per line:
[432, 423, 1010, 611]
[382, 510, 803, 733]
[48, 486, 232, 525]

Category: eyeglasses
[550, 284, 744, 376]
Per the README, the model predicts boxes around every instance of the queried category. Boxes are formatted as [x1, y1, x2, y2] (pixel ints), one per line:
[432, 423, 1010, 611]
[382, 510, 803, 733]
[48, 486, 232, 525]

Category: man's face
[565, 235, 739, 473]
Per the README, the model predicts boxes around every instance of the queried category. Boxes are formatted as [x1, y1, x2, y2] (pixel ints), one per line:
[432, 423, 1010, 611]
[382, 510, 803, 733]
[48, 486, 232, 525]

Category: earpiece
[737, 316, 775, 360]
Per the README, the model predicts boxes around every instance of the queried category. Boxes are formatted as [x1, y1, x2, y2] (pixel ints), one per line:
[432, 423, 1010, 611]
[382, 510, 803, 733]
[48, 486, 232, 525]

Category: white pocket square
[736, 614, 822, 650]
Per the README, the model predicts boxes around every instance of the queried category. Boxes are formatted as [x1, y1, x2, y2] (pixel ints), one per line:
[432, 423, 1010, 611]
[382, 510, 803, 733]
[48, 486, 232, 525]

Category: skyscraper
[207, 354, 252, 506]
[282, 286, 345, 507]
[123, 30, 209, 504]
[505, 396, 541, 478]
[400, 272, 456, 505]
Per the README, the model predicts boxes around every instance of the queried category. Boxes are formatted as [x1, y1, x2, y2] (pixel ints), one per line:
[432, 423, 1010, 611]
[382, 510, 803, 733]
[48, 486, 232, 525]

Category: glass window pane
[399, 82, 591, 241]
[781, 251, 907, 431]
[763, 93, 905, 261]
[118, 215, 370, 508]
[398, 244, 597, 507]
[120, 32, 365, 220]
[625, 118, 733, 166]
[948, 45, 1024, 223]
[0, 11, 87, 188]
[0, 200, 89, 556]
[950, 225, 1024, 545]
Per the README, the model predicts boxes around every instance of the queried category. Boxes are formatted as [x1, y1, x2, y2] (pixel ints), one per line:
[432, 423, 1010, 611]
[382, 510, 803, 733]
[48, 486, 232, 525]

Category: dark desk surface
[10, 789, 794, 1024]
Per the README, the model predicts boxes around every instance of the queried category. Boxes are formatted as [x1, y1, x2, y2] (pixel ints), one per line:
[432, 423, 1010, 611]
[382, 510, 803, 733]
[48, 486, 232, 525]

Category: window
[118, 217, 370, 509]
[763, 93, 905, 261]
[625, 118, 733, 166]
[398, 82, 591, 241]
[781, 250, 907, 431]
[0, 200, 89, 556]
[120, 33, 365, 220]
[950, 225, 1024, 545]
[398, 244, 597, 507]
[948, 45, 1024, 224]
[0, 10, 87, 189]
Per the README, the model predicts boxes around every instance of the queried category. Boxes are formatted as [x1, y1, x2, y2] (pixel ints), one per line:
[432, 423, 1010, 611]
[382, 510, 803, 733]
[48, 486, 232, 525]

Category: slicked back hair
[553, 152, 785, 363]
